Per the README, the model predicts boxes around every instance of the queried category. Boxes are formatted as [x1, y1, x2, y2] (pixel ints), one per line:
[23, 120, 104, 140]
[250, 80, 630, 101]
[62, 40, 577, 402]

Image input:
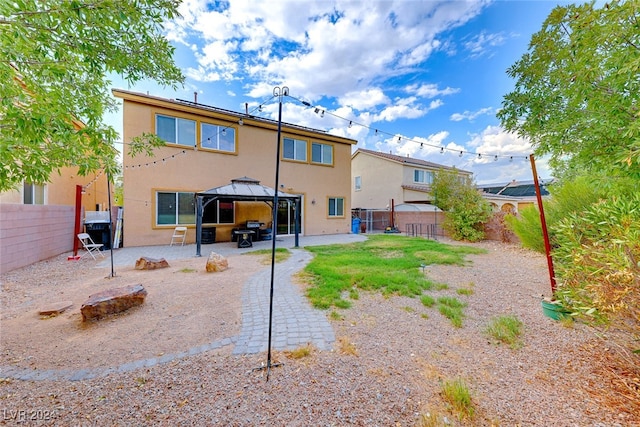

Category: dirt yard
[0, 241, 637, 426]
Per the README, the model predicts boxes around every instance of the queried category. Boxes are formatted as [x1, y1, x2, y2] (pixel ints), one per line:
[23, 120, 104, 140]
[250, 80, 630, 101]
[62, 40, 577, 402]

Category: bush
[506, 176, 609, 253]
[553, 194, 640, 353]
[432, 169, 492, 242]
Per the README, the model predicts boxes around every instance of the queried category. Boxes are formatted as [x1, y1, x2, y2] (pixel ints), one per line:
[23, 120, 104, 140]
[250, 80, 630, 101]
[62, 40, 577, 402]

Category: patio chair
[170, 226, 187, 246]
[77, 233, 105, 260]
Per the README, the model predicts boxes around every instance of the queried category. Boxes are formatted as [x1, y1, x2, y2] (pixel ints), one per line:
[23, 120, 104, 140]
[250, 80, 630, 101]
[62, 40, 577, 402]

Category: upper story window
[283, 137, 307, 161]
[201, 123, 236, 152]
[328, 197, 344, 217]
[354, 176, 361, 191]
[156, 114, 196, 146]
[311, 142, 333, 165]
[414, 169, 434, 185]
[23, 181, 45, 204]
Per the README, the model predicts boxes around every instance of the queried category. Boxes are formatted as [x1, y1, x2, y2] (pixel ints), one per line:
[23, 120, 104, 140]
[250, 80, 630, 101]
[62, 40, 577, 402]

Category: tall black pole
[264, 86, 288, 380]
[107, 171, 115, 278]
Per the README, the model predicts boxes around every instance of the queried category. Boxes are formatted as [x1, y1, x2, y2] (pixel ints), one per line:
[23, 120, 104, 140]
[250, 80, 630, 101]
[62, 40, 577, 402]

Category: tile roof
[354, 148, 471, 173]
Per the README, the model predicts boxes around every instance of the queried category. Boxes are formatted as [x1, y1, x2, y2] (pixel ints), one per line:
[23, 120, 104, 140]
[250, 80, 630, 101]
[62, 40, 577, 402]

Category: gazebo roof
[196, 176, 299, 201]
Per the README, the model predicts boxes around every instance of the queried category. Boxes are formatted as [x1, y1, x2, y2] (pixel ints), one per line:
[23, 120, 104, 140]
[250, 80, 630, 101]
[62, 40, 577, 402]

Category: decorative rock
[206, 252, 228, 272]
[135, 257, 169, 270]
[38, 301, 73, 316]
[80, 284, 147, 321]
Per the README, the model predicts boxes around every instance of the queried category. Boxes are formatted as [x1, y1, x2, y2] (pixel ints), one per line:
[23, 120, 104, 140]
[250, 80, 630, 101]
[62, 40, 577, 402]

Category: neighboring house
[478, 179, 553, 214]
[351, 148, 472, 233]
[113, 89, 357, 247]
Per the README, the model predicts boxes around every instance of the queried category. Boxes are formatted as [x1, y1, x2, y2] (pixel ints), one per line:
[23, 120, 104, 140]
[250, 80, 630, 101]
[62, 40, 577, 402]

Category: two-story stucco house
[113, 89, 357, 247]
[351, 148, 472, 234]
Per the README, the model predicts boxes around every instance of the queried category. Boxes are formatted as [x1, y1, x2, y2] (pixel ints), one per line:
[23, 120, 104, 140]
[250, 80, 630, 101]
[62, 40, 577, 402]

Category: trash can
[201, 227, 216, 244]
[351, 217, 361, 234]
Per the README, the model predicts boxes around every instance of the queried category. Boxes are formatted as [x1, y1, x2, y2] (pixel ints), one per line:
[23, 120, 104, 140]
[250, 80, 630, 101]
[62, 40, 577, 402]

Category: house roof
[196, 177, 299, 202]
[113, 89, 357, 146]
[478, 179, 553, 197]
[352, 148, 472, 174]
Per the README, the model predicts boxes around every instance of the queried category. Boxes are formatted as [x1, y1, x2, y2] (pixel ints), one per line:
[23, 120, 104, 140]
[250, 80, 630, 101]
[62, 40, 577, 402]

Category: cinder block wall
[0, 204, 75, 274]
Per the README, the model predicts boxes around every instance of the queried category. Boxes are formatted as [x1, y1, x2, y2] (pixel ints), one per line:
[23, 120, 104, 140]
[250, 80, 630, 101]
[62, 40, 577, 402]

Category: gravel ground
[0, 239, 637, 426]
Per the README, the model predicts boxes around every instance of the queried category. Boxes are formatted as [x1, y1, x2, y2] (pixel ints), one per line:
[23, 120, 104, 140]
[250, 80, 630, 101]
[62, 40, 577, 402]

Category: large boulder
[206, 252, 228, 272]
[135, 257, 169, 270]
[81, 284, 147, 321]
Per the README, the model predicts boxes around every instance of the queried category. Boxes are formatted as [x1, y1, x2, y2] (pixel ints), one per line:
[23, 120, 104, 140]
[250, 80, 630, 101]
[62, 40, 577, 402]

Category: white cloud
[406, 83, 460, 99]
[450, 107, 494, 122]
[463, 31, 509, 59]
[338, 88, 390, 110]
[169, 0, 490, 101]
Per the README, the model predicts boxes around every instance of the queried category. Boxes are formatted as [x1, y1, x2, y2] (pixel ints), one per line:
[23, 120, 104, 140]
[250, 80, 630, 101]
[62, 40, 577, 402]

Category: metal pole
[530, 154, 557, 295]
[256, 86, 288, 380]
[107, 172, 115, 278]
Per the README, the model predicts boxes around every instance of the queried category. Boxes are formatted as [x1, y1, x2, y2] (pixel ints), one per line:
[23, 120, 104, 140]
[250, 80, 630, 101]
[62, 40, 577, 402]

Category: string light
[287, 94, 533, 162]
[348, 121, 353, 128]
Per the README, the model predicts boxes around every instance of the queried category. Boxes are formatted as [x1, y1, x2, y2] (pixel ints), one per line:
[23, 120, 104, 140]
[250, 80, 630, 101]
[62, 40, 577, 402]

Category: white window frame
[155, 114, 196, 146]
[200, 122, 236, 153]
[354, 176, 361, 191]
[328, 197, 345, 217]
[311, 142, 333, 165]
[414, 169, 434, 185]
[23, 181, 46, 205]
[283, 137, 307, 162]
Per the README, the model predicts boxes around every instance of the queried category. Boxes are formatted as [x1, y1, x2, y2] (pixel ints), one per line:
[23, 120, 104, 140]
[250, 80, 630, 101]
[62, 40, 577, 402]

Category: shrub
[553, 194, 640, 354]
[506, 175, 611, 253]
[432, 169, 492, 242]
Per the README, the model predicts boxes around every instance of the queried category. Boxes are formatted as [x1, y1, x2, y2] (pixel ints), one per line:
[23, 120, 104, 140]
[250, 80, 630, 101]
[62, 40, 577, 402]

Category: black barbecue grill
[245, 220, 265, 241]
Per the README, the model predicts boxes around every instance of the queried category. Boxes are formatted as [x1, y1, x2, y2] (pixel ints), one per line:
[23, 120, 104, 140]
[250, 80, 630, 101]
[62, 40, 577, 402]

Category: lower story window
[328, 197, 344, 217]
[157, 191, 195, 225]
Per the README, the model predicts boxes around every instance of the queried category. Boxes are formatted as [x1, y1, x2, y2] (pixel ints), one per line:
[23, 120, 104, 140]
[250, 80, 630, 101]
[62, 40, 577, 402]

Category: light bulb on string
[459, 151, 463, 157]
[478, 153, 482, 159]
[494, 155, 498, 162]
[348, 121, 353, 128]
[440, 147, 444, 154]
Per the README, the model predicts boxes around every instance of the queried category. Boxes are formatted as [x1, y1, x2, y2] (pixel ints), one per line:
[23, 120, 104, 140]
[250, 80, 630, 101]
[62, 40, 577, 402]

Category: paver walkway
[233, 249, 334, 354]
[1, 234, 366, 381]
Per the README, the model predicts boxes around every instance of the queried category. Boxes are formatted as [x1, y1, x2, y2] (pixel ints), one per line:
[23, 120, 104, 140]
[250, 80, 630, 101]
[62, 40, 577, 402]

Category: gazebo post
[294, 197, 300, 248]
[195, 195, 203, 257]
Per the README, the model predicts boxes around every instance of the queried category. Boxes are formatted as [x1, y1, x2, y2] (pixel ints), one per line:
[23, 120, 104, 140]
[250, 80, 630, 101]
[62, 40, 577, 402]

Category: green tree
[497, 0, 640, 180]
[432, 169, 492, 242]
[0, 0, 184, 192]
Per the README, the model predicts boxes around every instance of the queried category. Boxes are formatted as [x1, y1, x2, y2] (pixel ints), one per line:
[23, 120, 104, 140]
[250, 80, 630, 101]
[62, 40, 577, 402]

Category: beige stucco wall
[0, 166, 112, 210]
[116, 90, 356, 247]
[352, 153, 404, 209]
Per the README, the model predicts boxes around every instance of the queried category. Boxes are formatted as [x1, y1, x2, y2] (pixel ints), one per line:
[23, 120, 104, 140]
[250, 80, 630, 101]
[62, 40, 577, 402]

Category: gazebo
[194, 176, 301, 256]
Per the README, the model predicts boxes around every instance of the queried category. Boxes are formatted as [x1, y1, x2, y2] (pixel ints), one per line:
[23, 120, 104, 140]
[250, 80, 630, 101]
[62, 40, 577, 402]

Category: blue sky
[108, 0, 569, 184]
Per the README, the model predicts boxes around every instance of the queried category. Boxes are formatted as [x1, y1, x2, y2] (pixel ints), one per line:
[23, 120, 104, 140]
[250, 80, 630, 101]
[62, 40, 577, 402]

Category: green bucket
[541, 300, 572, 321]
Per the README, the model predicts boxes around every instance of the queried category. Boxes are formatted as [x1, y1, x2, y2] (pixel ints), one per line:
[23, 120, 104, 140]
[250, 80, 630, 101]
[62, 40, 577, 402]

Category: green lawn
[303, 234, 485, 309]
